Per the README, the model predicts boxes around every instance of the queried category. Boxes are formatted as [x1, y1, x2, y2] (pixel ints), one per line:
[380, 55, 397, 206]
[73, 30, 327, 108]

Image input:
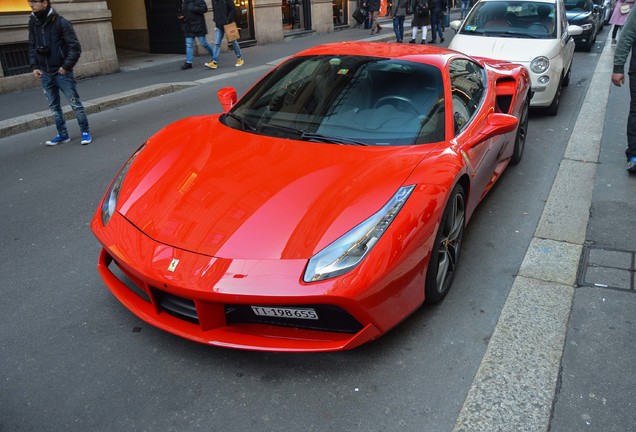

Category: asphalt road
[0, 32, 607, 432]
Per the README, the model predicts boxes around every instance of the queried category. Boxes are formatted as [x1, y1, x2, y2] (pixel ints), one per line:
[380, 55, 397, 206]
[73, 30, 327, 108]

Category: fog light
[538, 76, 550, 84]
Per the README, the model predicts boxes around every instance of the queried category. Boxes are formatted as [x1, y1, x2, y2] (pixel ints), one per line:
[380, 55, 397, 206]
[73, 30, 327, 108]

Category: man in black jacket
[28, 0, 91, 145]
[208, 0, 244, 69]
[177, 0, 215, 70]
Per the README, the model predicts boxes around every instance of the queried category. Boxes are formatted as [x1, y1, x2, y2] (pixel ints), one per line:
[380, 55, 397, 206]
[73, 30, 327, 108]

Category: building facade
[0, 0, 362, 95]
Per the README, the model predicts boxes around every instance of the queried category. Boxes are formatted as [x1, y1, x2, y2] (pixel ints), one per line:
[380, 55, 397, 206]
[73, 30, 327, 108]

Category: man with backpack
[28, 0, 92, 146]
[410, 0, 431, 43]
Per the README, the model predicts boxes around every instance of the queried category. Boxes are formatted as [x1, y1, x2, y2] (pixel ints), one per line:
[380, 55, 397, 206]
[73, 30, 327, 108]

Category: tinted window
[227, 55, 445, 146]
[450, 59, 486, 135]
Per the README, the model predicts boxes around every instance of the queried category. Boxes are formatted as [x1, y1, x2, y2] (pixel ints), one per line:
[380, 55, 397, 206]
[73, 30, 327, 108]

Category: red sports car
[91, 42, 530, 352]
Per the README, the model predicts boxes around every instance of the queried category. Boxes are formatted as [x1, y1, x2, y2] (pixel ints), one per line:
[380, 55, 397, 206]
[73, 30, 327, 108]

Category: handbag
[224, 21, 240, 42]
[620, 4, 631, 14]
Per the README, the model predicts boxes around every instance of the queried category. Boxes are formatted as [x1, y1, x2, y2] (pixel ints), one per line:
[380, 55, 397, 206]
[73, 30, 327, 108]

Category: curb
[451, 37, 613, 432]
[0, 82, 197, 139]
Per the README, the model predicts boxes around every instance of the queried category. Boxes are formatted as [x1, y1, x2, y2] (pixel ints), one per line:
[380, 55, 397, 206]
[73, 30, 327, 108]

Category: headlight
[100, 144, 145, 226]
[303, 185, 415, 282]
[530, 56, 550, 74]
[580, 23, 593, 31]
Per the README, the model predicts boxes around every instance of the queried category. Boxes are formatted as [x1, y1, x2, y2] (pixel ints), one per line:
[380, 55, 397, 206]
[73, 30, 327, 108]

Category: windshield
[563, 0, 591, 11]
[460, 1, 557, 39]
[225, 55, 445, 146]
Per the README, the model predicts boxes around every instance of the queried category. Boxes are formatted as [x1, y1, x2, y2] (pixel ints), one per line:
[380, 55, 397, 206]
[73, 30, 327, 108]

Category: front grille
[155, 290, 199, 324]
[225, 304, 363, 334]
[0, 43, 31, 77]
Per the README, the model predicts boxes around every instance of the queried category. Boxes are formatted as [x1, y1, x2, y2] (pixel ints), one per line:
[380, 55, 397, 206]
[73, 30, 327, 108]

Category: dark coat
[212, 0, 237, 29]
[411, 0, 431, 26]
[364, 0, 382, 13]
[179, 0, 210, 37]
[28, 8, 81, 74]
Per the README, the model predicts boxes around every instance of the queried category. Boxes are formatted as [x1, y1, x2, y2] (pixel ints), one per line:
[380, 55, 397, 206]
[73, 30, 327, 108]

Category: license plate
[251, 306, 318, 320]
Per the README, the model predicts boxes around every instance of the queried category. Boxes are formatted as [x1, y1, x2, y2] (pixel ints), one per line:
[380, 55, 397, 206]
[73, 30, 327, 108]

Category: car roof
[290, 41, 465, 70]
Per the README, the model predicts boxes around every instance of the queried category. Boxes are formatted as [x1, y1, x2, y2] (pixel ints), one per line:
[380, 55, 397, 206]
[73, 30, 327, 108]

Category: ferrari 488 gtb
[91, 42, 530, 352]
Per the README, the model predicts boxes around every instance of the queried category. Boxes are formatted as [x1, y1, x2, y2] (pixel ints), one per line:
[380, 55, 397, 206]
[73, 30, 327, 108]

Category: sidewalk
[2, 14, 633, 431]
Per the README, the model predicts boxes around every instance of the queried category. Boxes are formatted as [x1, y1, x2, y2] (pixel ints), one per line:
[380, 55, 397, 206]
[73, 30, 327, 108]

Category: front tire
[545, 77, 562, 116]
[425, 183, 466, 304]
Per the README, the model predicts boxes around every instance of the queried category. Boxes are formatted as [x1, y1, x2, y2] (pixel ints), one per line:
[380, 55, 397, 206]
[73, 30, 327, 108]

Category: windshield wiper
[299, 132, 368, 146]
[487, 30, 540, 38]
[223, 112, 257, 132]
[258, 123, 368, 146]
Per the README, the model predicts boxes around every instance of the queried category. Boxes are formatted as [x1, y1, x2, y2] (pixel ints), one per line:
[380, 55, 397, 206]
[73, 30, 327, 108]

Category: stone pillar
[252, 0, 285, 44]
[312, 0, 334, 34]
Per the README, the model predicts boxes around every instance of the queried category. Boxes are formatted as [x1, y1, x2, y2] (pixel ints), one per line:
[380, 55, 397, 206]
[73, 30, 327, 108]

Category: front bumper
[91, 211, 424, 352]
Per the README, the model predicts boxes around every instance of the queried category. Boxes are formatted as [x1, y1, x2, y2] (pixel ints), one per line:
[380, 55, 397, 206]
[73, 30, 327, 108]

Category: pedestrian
[177, 0, 215, 70]
[409, 0, 431, 43]
[208, 0, 244, 69]
[391, 0, 409, 42]
[609, 0, 635, 45]
[28, 0, 91, 146]
[611, 6, 636, 172]
[429, 0, 447, 43]
[460, 0, 470, 19]
[364, 0, 383, 35]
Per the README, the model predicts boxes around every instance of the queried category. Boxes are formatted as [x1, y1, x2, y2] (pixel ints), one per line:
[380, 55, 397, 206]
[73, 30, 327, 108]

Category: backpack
[416, 1, 430, 17]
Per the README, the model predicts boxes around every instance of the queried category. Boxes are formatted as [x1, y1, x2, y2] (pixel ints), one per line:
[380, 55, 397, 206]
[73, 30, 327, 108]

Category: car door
[450, 58, 498, 201]
[559, 0, 575, 74]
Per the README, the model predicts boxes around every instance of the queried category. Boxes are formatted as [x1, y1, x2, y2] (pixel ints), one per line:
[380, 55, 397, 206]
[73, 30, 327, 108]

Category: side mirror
[465, 113, 518, 149]
[217, 87, 238, 112]
[567, 24, 584, 36]
[449, 20, 462, 32]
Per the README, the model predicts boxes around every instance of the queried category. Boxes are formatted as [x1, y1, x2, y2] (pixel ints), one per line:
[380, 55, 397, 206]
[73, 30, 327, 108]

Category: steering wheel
[373, 95, 419, 115]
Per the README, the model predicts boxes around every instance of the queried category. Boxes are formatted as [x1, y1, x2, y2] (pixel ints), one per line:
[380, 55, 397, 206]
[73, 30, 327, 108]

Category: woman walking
[610, 0, 636, 45]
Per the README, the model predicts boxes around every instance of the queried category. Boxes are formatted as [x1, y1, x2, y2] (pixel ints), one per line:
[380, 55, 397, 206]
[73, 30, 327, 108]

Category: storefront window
[333, 0, 346, 25]
[282, 0, 308, 32]
[234, 0, 255, 42]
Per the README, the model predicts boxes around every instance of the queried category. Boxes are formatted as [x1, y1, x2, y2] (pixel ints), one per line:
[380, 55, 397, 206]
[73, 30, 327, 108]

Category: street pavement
[1, 14, 634, 432]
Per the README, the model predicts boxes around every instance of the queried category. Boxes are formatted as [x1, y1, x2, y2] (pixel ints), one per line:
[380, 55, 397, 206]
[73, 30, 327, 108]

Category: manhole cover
[578, 245, 635, 290]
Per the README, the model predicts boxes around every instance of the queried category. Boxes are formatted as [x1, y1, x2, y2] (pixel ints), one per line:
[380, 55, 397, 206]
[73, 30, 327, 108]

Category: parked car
[593, 0, 611, 27]
[449, 0, 583, 115]
[564, 0, 603, 51]
[91, 42, 531, 352]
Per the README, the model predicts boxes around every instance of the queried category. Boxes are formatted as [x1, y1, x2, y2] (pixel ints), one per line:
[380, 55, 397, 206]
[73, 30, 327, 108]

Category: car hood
[117, 116, 432, 260]
[449, 35, 562, 63]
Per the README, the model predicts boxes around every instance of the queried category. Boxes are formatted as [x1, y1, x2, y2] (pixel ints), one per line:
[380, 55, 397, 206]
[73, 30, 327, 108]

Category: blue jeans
[41, 71, 89, 136]
[212, 27, 242, 63]
[185, 36, 214, 64]
[461, 0, 470, 18]
[430, 12, 444, 41]
[393, 16, 405, 42]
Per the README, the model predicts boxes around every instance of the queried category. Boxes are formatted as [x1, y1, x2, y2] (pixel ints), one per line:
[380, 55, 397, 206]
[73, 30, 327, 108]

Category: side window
[449, 59, 486, 136]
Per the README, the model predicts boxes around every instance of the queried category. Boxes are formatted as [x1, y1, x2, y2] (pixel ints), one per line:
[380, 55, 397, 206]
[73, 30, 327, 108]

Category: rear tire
[511, 96, 529, 165]
[424, 183, 466, 304]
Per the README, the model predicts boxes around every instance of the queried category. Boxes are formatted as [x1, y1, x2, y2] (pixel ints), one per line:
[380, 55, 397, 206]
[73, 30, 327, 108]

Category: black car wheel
[425, 183, 466, 304]
[511, 96, 529, 165]
[546, 76, 562, 116]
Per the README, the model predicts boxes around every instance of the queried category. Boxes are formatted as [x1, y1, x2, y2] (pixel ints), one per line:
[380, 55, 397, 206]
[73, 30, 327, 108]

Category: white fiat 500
[449, 0, 583, 115]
